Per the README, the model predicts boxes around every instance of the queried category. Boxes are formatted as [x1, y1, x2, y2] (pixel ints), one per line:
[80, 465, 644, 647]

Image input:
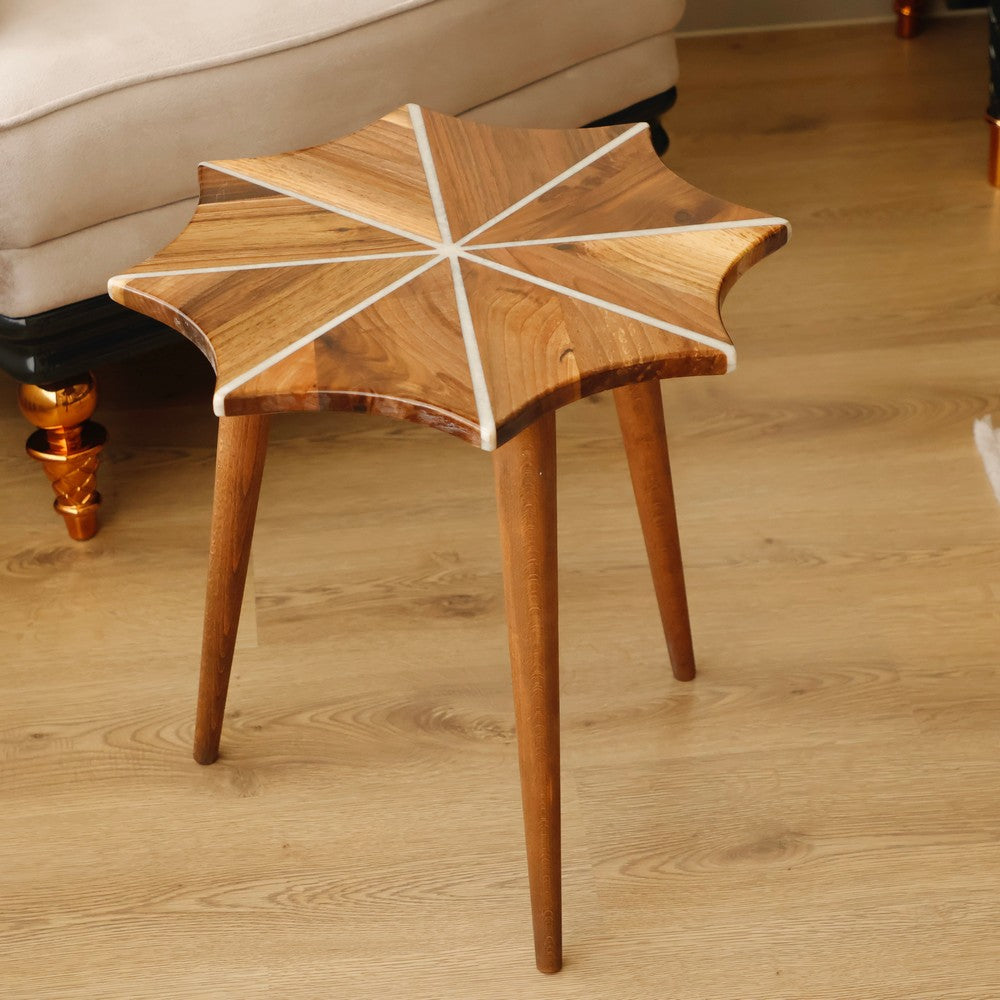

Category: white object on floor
[973, 416, 1000, 503]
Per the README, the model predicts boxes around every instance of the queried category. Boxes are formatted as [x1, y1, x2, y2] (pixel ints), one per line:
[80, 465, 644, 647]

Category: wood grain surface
[4, 17, 1000, 1000]
[108, 105, 786, 449]
[132, 168, 424, 272]
[212, 106, 443, 242]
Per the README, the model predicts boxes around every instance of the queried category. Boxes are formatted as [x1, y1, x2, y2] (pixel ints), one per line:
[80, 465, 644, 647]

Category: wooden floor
[2, 18, 999, 999]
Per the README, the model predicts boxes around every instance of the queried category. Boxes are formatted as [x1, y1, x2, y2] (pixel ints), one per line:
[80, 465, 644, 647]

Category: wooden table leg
[493, 411, 561, 974]
[614, 380, 696, 682]
[193, 414, 270, 765]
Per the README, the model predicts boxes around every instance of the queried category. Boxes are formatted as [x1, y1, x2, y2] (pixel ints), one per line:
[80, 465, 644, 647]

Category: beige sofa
[0, 0, 686, 536]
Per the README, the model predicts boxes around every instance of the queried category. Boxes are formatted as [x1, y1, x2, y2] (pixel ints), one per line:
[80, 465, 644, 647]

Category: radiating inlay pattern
[109, 105, 789, 449]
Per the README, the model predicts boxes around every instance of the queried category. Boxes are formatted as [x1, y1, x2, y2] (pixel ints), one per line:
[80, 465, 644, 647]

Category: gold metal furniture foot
[988, 116, 1000, 187]
[894, 1, 922, 38]
[17, 373, 107, 540]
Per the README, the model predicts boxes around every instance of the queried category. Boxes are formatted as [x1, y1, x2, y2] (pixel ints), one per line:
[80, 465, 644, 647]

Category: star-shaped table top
[109, 105, 788, 450]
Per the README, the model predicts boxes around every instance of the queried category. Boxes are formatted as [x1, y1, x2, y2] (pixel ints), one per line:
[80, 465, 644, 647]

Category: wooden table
[109, 104, 787, 974]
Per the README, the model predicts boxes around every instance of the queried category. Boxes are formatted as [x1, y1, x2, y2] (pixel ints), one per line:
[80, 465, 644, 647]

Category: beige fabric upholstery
[0, 0, 684, 316]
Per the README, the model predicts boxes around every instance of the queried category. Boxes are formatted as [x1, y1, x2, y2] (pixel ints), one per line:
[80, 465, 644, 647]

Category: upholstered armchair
[1, 0, 686, 539]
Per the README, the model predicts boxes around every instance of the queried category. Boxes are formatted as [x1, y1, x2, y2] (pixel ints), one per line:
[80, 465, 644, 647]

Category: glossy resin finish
[109, 105, 788, 449]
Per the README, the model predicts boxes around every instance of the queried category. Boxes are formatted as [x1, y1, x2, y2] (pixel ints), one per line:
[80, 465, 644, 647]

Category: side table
[109, 105, 788, 973]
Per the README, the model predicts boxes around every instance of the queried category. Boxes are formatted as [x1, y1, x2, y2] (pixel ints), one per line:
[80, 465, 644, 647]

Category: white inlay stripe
[119, 250, 439, 281]
[466, 217, 791, 250]
[212, 254, 445, 415]
[408, 103, 496, 450]
[460, 250, 737, 371]
[407, 105, 452, 244]
[456, 123, 649, 247]
[205, 162, 439, 249]
[448, 255, 496, 450]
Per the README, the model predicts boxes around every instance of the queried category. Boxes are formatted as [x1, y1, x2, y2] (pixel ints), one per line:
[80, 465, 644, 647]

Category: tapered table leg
[194, 414, 270, 765]
[614, 380, 696, 682]
[493, 412, 561, 974]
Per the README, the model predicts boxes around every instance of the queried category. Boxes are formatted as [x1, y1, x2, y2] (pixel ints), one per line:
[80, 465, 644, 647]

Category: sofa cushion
[0, 0, 684, 255]
[2, 1, 438, 129]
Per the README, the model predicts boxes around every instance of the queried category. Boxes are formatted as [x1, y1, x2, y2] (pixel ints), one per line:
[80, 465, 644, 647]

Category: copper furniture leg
[493, 412, 561, 974]
[193, 414, 270, 765]
[894, 1, 923, 38]
[988, 2, 1000, 186]
[614, 380, 696, 682]
[17, 373, 107, 541]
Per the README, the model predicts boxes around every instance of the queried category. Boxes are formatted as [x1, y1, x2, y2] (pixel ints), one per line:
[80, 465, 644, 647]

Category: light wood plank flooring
[2, 17, 999, 999]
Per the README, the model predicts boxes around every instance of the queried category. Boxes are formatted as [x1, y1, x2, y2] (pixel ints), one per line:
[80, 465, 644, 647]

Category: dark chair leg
[988, 1, 1000, 185]
[894, 1, 924, 38]
[17, 373, 106, 540]
[587, 86, 678, 156]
